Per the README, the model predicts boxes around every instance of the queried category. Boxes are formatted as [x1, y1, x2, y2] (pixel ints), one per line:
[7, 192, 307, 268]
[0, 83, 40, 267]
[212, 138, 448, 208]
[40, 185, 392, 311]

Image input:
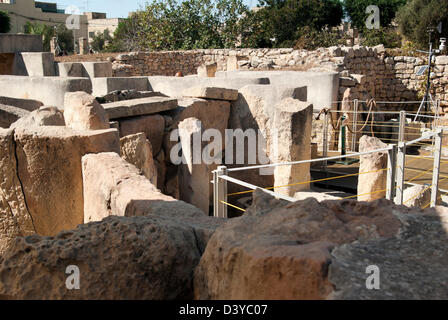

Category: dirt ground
[54, 53, 124, 62]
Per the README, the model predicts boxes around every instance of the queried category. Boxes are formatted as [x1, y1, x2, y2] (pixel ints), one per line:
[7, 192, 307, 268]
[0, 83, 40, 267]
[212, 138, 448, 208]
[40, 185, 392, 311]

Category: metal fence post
[322, 111, 329, 170]
[351, 99, 359, 152]
[395, 141, 406, 205]
[213, 166, 228, 218]
[399, 110, 406, 143]
[431, 129, 443, 208]
[386, 144, 397, 201]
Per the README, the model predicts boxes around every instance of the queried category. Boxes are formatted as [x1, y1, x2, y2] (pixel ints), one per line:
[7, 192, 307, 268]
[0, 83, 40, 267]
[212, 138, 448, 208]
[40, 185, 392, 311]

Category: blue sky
[45, 0, 259, 18]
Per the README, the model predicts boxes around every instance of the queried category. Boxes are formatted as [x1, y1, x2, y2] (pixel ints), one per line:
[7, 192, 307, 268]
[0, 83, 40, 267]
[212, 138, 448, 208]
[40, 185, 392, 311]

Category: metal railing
[213, 107, 445, 218]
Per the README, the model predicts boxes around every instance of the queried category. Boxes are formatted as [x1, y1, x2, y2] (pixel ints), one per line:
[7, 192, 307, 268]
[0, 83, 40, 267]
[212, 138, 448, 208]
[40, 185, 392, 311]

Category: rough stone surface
[398, 184, 442, 208]
[96, 90, 164, 104]
[182, 87, 238, 101]
[0, 96, 43, 112]
[0, 212, 225, 300]
[11, 107, 65, 129]
[197, 63, 217, 77]
[103, 97, 178, 120]
[13, 127, 120, 236]
[120, 133, 157, 186]
[357, 136, 388, 201]
[64, 92, 110, 131]
[0, 129, 35, 256]
[273, 98, 313, 197]
[329, 207, 448, 300]
[194, 190, 403, 300]
[118, 114, 165, 156]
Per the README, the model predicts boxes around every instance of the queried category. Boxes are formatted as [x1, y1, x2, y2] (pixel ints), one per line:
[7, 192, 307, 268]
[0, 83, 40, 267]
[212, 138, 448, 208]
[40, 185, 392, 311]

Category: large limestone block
[194, 190, 402, 300]
[0, 104, 29, 128]
[358, 136, 388, 202]
[227, 85, 308, 194]
[178, 118, 210, 215]
[82, 152, 210, 223]
[0, 96, 43, 112]
[118, 114, 165, 156]
[182, 87, 238, 101]
[11, 106, 65, 129]
[0, 213, 224, 299]
[273, 98, 313, 197]
[120, 133, 157, 186]
[197, 63, 217, 78]
[64, 92, 110, 130]
[14, 127, 120, 236]
[398, 184, 442, 208]
[103, 97, 178, 120]
[0, 129, 35, 255]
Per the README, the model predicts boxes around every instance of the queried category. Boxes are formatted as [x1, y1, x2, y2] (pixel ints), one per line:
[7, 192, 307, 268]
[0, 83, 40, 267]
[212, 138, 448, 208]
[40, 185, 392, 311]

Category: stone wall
[111, 46, 448, 111]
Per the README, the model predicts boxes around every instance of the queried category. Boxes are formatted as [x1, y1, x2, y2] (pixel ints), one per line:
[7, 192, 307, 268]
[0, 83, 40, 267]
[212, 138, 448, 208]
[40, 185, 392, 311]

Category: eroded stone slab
[103, 97, 178, 120]
[182, 87, 238, 101]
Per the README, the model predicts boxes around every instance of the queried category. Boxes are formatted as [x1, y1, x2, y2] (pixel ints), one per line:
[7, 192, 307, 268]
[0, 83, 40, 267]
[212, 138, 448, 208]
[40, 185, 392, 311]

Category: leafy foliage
[24, 22, 74, 53]
[343, 0, 407, 30]
[361, 27, 402, 48]
[396, 0, 448, 49]
[294, 26, 343, 50]
[242, 0, 344, 48]
[0, 10, 10, 33]
[91, 30, 113, 52]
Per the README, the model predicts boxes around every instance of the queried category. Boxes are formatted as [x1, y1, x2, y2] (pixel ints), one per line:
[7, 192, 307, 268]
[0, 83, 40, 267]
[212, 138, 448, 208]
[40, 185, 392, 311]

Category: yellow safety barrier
[227, 168, 387, 197]
[219, 200, 246, 213]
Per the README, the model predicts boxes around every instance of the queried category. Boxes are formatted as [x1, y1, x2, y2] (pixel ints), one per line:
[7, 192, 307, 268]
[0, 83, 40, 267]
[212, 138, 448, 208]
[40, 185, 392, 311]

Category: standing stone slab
[197, 63, 217, 78]
[103, 97, 178, 120]
[14, 127, 120, 236]
[358, 136, 388, 202]
[273, 98, 313, 197]
[0, 129, 35, 255]
[178, 118, 209, 215]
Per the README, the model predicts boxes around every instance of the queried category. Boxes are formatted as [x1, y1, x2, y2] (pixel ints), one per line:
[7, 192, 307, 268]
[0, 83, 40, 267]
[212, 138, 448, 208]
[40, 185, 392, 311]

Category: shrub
[0, 10, 10, 33]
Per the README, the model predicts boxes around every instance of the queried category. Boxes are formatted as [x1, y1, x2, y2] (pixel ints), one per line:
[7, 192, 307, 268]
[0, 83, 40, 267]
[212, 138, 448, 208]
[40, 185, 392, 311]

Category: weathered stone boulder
[120, 133, 158, 186]
[357, 136, 388, 201]
[0, 212, 225, 300]
[11, 106, 65, 129]
[194, 190, 403, 300]
[273, 98, 313, 197]
[118, 114, 165, 156]
[64, 92, 110, 131]
[182, 87, 239, 101]
[398, 184, 442, 208]
[82, 152, 206, 223]
[13, 127, 120, 236]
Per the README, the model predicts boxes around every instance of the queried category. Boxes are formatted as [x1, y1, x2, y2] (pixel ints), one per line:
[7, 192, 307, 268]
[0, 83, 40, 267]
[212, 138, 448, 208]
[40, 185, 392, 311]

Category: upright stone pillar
[50, 37, 57, 54]
[178, 118, 209, 215]
[273, 98, 313, 197]
[358, 135, 388, 201]
[197, 62, 217, 77]
[79, 37, 88, 55]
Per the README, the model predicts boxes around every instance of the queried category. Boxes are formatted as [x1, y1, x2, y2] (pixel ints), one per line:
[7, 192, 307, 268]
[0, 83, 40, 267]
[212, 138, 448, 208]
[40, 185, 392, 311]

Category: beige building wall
[86, 17, 123, 42]
[0, 0, 88, 41]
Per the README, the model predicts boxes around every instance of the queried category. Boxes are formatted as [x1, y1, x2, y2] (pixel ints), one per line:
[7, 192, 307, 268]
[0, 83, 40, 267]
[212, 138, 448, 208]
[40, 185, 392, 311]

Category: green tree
[91, 30, 113, 52]
[24, 22, 74, 53]
[110, 0, 249, 51]
[241, 0, 344, 48]
[0, 10, 11, 33]
[396, 0, 448, 49]
[343, 0, 407, 30]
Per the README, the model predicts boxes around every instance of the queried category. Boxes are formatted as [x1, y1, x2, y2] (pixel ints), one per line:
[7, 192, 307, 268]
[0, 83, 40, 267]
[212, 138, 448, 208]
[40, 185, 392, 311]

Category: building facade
[85, 11, 123, 43]
[0, 0, 88, 41]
